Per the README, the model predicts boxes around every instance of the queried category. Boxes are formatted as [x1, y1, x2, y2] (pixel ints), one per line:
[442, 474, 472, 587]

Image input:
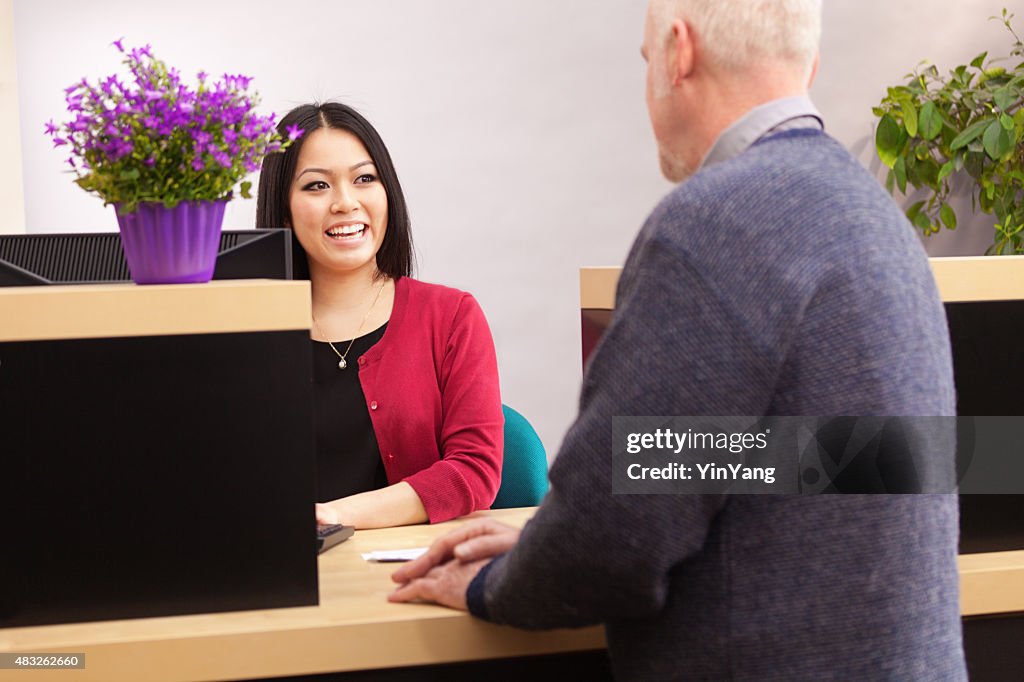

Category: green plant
[873, 9, 1024, 254]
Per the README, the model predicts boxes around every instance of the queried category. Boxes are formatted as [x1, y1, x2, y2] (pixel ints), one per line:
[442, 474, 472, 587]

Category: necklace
[313, 278, 388, 370]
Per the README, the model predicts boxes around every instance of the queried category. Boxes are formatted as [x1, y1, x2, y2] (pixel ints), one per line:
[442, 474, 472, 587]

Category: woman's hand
[315, 482, 428, 529]
[315, 502, 343, 525]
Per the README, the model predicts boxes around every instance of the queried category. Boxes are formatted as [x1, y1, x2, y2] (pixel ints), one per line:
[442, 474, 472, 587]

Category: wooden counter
[0, 279, 311, 342]
[0, 508, 605, 682]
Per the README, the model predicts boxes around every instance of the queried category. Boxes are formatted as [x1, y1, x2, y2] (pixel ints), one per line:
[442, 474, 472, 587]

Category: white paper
[361, 547, 428, 562]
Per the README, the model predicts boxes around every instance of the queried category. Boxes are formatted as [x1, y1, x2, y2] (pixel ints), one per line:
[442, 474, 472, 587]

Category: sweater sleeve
[402, 294, 504, 523]
[471, 234, 780, 628]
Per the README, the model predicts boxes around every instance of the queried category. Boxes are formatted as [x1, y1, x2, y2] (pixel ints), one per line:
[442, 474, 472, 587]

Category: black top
[312, 323, 388, 502]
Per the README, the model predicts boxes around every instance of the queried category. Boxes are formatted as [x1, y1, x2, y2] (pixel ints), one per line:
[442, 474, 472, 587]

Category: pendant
[338, 357, 347, 370]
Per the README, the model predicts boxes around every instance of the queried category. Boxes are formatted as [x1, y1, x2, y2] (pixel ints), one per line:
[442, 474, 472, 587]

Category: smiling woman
[256, 102, 504, 530]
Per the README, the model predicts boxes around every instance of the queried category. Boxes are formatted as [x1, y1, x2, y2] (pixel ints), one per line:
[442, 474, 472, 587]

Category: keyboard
[317, 524, 354, 554]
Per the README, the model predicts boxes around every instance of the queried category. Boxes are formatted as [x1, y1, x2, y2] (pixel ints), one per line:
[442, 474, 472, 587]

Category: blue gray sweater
[469, 129, 966, 681]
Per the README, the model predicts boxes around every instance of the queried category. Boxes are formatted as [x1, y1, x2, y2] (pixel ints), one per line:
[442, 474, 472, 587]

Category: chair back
[493, 404, 549, 508]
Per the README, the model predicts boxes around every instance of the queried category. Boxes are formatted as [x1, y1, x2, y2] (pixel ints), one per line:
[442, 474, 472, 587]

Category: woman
[256, 102, 503, 529]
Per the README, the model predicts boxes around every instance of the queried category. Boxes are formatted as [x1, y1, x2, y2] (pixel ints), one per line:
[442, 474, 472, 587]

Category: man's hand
[387, 558, 491, 609]
[390, 518, 521, 585]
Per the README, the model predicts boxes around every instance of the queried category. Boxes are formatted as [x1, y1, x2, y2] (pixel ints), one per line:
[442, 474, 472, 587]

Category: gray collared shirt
[699, 95, 824, 170]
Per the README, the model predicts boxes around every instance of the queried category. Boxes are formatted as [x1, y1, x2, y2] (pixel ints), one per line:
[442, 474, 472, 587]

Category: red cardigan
[357, 277, 504, 523]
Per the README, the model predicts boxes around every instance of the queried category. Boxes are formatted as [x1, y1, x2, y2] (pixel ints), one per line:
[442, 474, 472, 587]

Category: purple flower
[211, 149, 231, 168]
[101, 75, 120, 96]
[49, 41, 288, 206]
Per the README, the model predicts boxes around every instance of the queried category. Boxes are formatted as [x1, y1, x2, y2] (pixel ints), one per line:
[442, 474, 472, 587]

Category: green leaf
[965, 151, 986, 179]
[982, 119, 1012, 159]
[951, 118, 994, 150]
[917, 159, 940, 189]
[901, 100, 919, 137]
[872, 107, 887, 118]
[893, 156, 908, 194]
[885, 169, 896, 194]
[971, 52, 988, 68]
[980, 185, 994, 211]
[940, 203, 957, 229]
[918, 101, 943, 140]
[913, 212, 932, 232]
[906, 156, 921, 187]
[875, 114, 906, 168]
[906, 200, 926, 222]
[1001, 113, 1015, 130]
[240, 181, 252, 199]
[937, 161, 954, 184]
[995, 86, 1016, 111]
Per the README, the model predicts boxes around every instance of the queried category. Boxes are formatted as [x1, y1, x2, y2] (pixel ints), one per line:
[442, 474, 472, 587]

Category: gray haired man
[391, 1, 967, 679]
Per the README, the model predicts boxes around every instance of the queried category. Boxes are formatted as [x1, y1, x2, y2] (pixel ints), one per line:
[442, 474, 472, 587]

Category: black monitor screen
[0, 228, 297, 285]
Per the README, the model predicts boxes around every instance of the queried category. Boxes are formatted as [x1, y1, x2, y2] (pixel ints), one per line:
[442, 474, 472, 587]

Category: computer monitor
[0, 279, 318, 628]
[0, 228, 298, 286]
[580, 257, 1024, 554]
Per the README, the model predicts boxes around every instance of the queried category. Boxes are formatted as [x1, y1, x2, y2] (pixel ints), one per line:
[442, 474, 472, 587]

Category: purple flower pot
[115, 199, 227, 284]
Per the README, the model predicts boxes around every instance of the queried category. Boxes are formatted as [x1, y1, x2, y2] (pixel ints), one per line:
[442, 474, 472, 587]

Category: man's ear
[670, 18, 695, 85]
[807, 51, 821, 87]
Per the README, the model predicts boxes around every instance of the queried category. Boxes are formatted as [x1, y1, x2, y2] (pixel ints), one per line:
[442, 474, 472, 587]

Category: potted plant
[873, 9, 1024, 254]
[45, 40, 300, 283]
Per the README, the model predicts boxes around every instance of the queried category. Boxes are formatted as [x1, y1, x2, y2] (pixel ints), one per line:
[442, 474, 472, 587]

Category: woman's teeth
[326, 224, 366, 238]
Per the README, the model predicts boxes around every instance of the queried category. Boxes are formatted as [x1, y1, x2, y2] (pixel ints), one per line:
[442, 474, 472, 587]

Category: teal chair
[492, 405, 550, 508]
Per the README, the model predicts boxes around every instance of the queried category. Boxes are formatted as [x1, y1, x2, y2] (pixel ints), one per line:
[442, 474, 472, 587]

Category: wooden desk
[0, 508, 605, 682]
[2, 505, 1021, 681]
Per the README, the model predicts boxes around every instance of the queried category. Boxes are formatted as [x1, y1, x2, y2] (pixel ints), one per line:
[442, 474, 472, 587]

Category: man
[391, 1, 967, 679]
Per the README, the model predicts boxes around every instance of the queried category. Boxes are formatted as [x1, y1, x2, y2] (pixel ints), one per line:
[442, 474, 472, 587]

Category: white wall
[13, 0, 1019, 457]
[0, 0, 24, 233]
